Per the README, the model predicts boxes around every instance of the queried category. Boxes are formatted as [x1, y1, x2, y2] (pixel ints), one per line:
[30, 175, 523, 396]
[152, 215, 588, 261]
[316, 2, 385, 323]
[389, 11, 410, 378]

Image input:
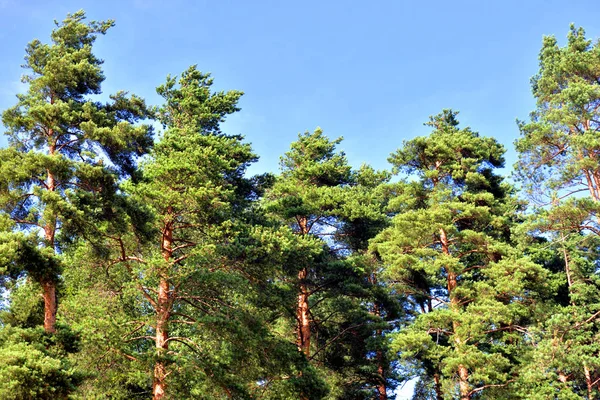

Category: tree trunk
[153, 277, 170, 400]
[376, 348, 387, 400]
[578, 147, 600, 202]
[584, 364, 594, 400]
[296, 216, 311, 400]
[297, 286, 310, 400]
[297, 267, 311, 357]
[433, 373, 443, 400]
[43, 141, 57, 334]
[42, 229, 57, 333]
[42, 219, 56, 333]
[440, 228, 470, 399]
[296, 216, 311, 357]
[154, 222, 173, 400]
[458, 364, 470, 400]
[42, 281, 56, 333]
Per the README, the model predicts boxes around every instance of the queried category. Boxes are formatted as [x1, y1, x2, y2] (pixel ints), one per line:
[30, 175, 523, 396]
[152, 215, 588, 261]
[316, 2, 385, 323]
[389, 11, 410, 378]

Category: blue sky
[2, 0, 600, 179]
[2, 1, 600, 398]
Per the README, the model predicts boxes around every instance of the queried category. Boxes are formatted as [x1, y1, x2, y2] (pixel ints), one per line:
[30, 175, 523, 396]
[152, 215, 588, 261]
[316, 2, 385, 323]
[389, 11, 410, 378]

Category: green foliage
[516, 25, 600, 206]
[0, 325, 80, 399]
[373, 111, 547, 398]
[514, 25, 600, 399]
[0, 8, 153, 319]
[0, 10, 152, 396]
[265, 128, 352, 223]
[263, 130, 403, 398]
[3, 12, 600, 400]
[61, 65, 323, 399]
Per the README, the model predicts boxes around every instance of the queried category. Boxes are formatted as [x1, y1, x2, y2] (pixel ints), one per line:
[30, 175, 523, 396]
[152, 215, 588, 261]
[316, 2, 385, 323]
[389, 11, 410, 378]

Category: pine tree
[263, 131, 401, 399]
[515, 25, 600, 398]
[82, 66, 315, 399]
[264, 129, 353, 361]
[372, 110, 547, 399]
[516, 25, 600, 225]
[0, 10, 152, 334]
[103, 66, 252, 399]
[264, 130, 389, 400]
[515, 227, 600, 399]
[332, 165, 402, 399]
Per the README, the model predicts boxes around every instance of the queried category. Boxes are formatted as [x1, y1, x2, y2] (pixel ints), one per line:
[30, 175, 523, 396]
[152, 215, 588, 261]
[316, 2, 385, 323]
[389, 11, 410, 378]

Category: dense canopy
[2, 10, 600, 400]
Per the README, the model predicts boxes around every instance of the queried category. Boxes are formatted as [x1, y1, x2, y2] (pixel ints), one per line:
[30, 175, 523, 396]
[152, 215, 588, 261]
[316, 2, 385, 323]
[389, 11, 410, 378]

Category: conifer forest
[4, 9, 600, 400]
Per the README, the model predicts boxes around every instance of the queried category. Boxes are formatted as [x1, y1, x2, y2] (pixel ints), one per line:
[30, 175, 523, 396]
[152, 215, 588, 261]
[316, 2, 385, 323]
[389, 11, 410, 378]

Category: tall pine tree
[516, 26, 600, 397]
[0, 10, 152, 334]
[264, 129, 353, 361]
[372, 110, 546, 399]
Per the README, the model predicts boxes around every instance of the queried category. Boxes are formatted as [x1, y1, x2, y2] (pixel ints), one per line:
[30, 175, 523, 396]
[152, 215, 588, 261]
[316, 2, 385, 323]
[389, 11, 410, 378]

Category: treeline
[0, 10, 599, 400]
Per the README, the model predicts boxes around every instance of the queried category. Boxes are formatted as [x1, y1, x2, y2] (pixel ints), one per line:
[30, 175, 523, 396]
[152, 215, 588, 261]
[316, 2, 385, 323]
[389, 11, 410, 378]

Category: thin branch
[171, 254, 190, 265]
[165, 336, 202, 354]
[124, 335, 155, 343]
[171, 242, 197, 253]
[467, 380, 515, 397]
[573, 310, 600, 329]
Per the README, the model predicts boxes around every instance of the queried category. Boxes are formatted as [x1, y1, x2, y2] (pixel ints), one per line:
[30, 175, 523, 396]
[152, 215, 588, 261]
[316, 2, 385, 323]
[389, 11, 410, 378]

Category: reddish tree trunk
[433, 373, 443, 400]
[296, 217, 311, 357]
[42, 281, 57, 333]
[458, 364, 470, 400]
[297, 267, 311, 357]
[153, 277, 170, 400]
[584, 364, 594, 400]
[296, 217, 311, 400]
[153, 222, 173, 400]
[43, 141, 58, 333]
[376, 348, 387, 400]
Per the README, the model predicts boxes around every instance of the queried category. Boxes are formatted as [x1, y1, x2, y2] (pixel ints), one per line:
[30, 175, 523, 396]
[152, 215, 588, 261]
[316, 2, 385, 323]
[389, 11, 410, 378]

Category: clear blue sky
[2, 1, 599, 398]
[2, 0, 600, 178]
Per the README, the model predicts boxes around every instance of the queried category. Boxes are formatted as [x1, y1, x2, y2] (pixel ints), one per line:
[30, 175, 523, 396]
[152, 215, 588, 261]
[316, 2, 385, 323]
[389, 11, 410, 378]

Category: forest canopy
[1, 10, 600, 400]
